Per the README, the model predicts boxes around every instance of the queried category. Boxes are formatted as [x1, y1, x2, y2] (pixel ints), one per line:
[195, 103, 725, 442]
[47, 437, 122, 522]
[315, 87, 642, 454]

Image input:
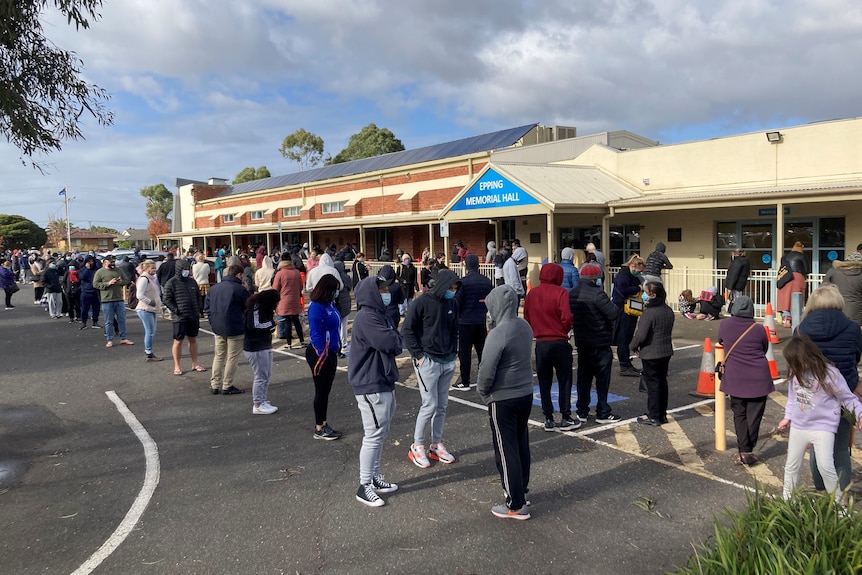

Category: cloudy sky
[2, 0, 861, 231]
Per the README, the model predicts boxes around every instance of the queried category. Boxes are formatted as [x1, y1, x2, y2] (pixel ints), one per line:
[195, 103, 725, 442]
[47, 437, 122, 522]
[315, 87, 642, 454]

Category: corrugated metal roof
[222, 124, 538, 198]
[608, 179, 862, 208]
[492, 163, 642, 207]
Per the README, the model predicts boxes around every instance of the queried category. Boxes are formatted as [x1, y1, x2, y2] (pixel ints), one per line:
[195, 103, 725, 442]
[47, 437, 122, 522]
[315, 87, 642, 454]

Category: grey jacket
[824, 258, 862, 326]
[476, 285, 534, 405]
[629, 301, 675, 360]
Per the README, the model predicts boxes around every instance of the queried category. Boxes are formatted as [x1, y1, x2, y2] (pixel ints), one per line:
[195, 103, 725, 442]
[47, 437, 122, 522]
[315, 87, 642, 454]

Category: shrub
[671, 488, 862, 574]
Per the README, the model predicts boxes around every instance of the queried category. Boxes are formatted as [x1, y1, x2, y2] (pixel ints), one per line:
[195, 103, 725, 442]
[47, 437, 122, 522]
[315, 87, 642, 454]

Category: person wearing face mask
[569, 263, 621, 424]
[629, 282, 675, 426]
[78, 256, 101, 329]
[41, 259, 64, 318]
[134, 260, 162, 361]
[62, 263, 82, 323]
[502, 249, 524, 301]
[612, 255, 646, 378]
[402, 268, 461, 468]
[92, 257, 133, 348]
[162, 258, 205, 374]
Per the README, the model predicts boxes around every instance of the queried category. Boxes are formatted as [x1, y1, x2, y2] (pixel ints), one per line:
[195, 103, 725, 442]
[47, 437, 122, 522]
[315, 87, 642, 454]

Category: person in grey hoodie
[477, 285, 534, 520]
[349, 274, 403, 507]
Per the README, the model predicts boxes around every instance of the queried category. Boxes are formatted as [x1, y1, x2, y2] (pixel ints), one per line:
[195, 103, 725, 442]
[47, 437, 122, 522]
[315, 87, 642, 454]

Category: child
[243, 289, 280, 415]
[778, 335, 862, 502]
[678, 289, 697, 319]
[696, 286, 724, 320]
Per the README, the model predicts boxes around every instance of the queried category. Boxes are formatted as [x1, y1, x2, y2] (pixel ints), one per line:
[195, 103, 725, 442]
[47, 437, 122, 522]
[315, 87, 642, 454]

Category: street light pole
[64, 189, 72, 250]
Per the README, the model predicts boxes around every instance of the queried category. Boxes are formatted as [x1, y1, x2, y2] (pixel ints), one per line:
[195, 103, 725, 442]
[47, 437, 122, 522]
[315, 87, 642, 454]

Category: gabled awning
[438, 162, 642, 221]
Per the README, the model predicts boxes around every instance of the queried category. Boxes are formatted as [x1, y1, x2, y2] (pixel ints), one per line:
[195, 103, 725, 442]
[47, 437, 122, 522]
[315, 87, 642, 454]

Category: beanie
[561, 247, 574, 262]
[580, 263, 602, 280]
[731, 296, 755, 318]
[465, 254, 480, 271]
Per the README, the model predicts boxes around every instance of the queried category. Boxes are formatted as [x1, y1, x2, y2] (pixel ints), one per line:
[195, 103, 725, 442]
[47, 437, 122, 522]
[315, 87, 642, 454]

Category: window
[321, 201, 345, 214]
[282, 206, 301, 217]
[250, 210, 264, 220]
[222, 214, 235, 223]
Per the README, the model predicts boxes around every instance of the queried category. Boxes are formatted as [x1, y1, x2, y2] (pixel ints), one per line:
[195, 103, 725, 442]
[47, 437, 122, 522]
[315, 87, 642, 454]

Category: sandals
[173, 369, 183, 376]
[192, 365, 207, 372]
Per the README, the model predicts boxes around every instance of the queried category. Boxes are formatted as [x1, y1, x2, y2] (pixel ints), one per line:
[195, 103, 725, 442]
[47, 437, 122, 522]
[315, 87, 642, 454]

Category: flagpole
[64, 187, 71, 249]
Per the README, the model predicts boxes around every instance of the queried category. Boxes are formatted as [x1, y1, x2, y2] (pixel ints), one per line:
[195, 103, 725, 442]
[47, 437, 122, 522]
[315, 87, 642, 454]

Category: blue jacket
[560, 259, 580, 290]
[205, 275, 248, 336]
[348, 277, 403, 395]
[454, 270, 492, 325]
[611, 267, 642, 306]
[308, 301, 341, 354]
[797, 309, 862, 391]
[78, 263, 98, 294]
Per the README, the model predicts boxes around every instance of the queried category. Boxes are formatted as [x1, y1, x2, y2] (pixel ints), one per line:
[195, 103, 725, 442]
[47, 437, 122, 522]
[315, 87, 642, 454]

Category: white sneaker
[408, 444, 431, 468]
[253, 401, 278, 415]
[429, 443, 456, 464]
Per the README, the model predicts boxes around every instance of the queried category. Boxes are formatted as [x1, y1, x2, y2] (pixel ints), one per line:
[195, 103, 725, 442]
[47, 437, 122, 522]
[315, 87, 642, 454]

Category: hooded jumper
[797, 308, 862, 391]
[824, 256, 862, 325]
[162, 259, 201, 321]
[644, 242, 673, 277]
[454, 255, 493, 325]
[348, 277, 404, 395]
[402, 268, 460, 362]
[523, 263, 572, 341]
[477, 285, 534, 405]
[305, 253, 343, 292]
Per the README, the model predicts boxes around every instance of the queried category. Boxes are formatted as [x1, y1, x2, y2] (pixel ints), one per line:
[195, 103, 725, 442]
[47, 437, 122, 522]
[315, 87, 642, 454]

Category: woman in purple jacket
[716, 295, 775, 465]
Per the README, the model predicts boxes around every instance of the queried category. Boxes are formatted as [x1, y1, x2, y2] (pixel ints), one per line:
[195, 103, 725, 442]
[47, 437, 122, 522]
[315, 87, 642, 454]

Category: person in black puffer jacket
[643, 242, 673, 285]
[724, 249, 751, 312]
[569, 263, 620, 423]
[244, 289, 280, 414]
[162, 258, 204, 374]
[796, 284, 862, 498]
[453, 254, 493, 390]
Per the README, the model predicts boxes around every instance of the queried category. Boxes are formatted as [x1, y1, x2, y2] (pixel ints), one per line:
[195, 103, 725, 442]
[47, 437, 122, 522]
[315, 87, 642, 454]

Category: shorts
[173, 319, 200, 340]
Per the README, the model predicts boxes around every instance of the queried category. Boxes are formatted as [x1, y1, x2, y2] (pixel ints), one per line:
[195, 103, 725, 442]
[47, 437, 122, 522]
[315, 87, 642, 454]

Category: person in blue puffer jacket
[559, 247, 580, 290]
[796, 284, 862, 500]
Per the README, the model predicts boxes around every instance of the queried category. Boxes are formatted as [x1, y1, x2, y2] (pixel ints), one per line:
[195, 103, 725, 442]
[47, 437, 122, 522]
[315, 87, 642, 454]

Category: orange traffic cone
[692, 338, 716, 397]
[764, 326, 779, 379]
[763, 302, 779, 344]
[526, 279, 533, 293]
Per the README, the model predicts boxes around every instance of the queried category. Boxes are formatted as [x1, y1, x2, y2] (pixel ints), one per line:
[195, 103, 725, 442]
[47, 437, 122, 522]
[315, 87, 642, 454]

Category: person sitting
[678, 289, 698, 319]
[696, 286, 724, 320]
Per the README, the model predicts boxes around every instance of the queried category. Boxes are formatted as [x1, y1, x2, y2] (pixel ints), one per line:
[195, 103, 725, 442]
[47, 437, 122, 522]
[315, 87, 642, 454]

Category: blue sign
[451, 169, 541, 212]
[828, 250, 838, 261]
[762, 253, 772, 264]
[533, 383, 628, 411]
[758, 207, 791, 216]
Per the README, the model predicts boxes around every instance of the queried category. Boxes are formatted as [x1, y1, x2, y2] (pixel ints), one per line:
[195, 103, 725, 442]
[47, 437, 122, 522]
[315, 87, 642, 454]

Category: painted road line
[662, 416, 707, 472]
[72, 392, 161, 575]
[613, 424, 641, 454]
[576, 398, 716, 437]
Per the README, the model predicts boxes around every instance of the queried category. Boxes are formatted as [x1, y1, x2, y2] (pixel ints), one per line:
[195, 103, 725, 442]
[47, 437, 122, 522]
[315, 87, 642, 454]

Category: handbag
[715, 323, 757, 380]
[7, 282, 20, 294]
[776, 265, 792, 289]
[624, 291, 644, 316]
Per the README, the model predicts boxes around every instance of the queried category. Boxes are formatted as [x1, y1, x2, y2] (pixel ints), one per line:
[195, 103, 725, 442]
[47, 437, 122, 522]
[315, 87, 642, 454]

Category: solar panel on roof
[222, 124, 537, 197]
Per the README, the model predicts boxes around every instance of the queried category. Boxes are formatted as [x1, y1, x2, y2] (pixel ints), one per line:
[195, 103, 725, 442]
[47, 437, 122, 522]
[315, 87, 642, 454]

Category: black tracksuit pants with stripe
[488, 394, 532, 510]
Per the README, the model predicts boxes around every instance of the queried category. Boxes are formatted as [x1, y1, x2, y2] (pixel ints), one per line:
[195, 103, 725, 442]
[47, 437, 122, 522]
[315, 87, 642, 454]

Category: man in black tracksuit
[569, 263, 621, 424]
[452, 254, 492, 391]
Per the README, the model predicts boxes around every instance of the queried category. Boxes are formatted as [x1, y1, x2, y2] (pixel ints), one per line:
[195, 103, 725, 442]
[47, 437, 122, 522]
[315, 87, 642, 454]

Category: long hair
[246, 288, 279, 313]
[310, 274, 339, 304]
[783, 335, 837, 397]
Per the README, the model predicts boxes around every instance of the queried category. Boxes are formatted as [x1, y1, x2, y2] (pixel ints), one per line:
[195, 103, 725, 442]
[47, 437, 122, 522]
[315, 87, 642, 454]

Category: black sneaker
[211, 388, 220, 395]
[314, 425, 341, 441]
[221, 385, 245, 395]
[450, 380, 472, 391]
[595, 413, 622, 424]
[544, 418, 556, 432]
[558, 417, 582, 431]
[372, 474, 398, 493]
[79, 324, 88, 330]
[619, 366, 641, 377]
[91, 323, 101, 329]
[146, 353, 162, 362]
[356, 483, 385, 507]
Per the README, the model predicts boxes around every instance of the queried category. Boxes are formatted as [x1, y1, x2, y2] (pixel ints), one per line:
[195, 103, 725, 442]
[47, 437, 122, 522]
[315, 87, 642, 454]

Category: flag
[59, 187, 67, 196]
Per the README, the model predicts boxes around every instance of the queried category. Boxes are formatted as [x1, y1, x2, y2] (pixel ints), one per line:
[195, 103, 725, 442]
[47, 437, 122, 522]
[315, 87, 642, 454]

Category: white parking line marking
[72, 392, 161, 575]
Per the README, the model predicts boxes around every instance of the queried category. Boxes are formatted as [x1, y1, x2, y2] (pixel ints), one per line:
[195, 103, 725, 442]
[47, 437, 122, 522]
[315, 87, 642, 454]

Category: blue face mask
[444, 290, 456, 300]
[381, 293, 392, 306]
[334, 290, 340, 300]
[596, 278, 602, 287]
[642, 292, 650, 304]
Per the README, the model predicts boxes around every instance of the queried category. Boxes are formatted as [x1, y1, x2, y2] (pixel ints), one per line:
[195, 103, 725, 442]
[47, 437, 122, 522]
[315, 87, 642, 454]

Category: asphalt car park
[2, 287, 854, 574]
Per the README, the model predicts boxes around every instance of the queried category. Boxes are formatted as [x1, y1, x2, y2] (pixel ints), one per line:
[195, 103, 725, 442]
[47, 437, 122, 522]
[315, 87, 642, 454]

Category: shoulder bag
[776, 265, 792, 289]
[715, 323, 757, 380]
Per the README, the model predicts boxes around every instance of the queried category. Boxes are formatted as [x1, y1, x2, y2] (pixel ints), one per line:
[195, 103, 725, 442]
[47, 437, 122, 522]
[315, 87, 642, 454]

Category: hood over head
[432, 269, 461, 298]
[175, 258, 191, 275]
[355, 276, 386, 313]
[319, 253, 335, 268]
[511, 247, 527, 263]
[378, 265, 396, 285]
[486, 285, 519, 326]
[539, 262, 563, 285]
[561, 247, 574, 262]
[260, 255, 273, 271]
[333, 260, 346, 273]
[655, 242, 667, 253]
[731, 296, 755, 318]
[487, 241, 496, 250]
[465, 254, 480, 271]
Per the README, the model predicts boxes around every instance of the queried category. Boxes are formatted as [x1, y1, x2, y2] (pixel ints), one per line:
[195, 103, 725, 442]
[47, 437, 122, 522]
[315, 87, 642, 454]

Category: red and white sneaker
[409, 444, 431, 468]
[429, 443, 456, 464]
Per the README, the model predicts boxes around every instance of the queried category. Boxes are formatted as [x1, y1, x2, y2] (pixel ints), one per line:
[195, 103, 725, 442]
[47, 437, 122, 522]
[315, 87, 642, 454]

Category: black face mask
[108, 264, 116, 269]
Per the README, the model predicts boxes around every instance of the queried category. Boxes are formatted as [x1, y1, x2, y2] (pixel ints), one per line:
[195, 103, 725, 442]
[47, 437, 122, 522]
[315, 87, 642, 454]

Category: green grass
[671, 488, 862, 575]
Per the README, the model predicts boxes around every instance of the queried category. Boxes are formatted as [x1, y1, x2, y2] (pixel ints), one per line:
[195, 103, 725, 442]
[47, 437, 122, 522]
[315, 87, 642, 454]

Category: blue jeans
[102, 300, 127, 341]
[575, 346, 613, 418]
[136, 310, 157, 353]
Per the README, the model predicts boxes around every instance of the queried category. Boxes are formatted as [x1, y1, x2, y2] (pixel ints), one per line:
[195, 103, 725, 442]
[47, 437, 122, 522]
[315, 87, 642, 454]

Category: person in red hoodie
[524, 262, 577, 432]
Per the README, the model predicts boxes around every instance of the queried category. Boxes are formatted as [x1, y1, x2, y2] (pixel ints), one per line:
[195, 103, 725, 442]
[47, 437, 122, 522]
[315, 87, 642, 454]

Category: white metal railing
[607, 266, 823, 318]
